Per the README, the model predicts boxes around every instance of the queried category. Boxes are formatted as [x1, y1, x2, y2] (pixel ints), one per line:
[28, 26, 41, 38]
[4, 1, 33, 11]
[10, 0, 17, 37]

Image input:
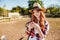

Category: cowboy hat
[29, 2, 46, 13]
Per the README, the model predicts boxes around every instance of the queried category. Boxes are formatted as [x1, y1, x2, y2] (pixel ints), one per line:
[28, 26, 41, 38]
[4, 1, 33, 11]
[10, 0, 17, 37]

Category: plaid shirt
[25, 20, 49, 38]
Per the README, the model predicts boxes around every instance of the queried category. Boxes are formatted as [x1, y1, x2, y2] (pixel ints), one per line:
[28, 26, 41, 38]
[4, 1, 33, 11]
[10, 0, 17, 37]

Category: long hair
[31, 11, 45, 31]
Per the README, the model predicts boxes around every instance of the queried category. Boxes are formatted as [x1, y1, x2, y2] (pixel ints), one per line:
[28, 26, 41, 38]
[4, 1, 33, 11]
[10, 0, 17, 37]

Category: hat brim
[29, 7, 46, 13]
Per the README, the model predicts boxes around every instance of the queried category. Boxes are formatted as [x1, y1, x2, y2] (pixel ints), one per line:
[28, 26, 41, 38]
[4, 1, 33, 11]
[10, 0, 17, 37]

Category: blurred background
[0, 0, 60, 40]
[0, 0, 60, 17]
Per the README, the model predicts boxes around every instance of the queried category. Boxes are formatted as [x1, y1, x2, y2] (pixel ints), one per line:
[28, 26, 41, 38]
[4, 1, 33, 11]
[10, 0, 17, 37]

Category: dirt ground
[0, 18, 60, 40]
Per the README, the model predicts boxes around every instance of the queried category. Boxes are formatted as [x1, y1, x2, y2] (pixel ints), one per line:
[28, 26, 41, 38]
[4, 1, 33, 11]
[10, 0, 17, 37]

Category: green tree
[0, 7, 3, 16]
[28, 0, 43, 9]
[46, 6, 60, 17]
[0, 7, 9, 17]
[21, 8, 28, 15]
[11, 6, 21, 13]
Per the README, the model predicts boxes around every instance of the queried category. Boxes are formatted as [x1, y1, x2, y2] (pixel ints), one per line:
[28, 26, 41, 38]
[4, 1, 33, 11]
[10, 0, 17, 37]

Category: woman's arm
[32, 22, 45, 39]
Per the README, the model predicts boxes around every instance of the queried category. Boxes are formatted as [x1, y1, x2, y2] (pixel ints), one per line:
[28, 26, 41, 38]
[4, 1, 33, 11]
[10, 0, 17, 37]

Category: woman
[25, 3, 49, 40]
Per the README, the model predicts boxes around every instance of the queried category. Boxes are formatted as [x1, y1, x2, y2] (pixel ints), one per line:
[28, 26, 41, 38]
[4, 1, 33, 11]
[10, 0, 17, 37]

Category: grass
[46, 18, 60, 40]
[0, 18, 60, 40]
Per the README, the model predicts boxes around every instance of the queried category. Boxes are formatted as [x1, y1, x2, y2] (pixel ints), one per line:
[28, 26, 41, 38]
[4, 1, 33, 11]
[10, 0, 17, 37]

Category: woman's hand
[31, 22, 45, 39]
[29, 22, 38, 28]
[28, 22, 34, 31]
[28, 22, 38, 30]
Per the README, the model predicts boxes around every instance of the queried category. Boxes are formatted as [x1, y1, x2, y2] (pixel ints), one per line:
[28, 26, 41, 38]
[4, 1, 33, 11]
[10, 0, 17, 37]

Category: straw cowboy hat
[29, 2, 46, 13]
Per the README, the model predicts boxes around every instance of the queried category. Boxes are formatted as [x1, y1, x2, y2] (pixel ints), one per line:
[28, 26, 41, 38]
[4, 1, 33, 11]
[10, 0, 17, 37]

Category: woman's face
[33, 9, 37, 13]
[33, 9, 40, 18]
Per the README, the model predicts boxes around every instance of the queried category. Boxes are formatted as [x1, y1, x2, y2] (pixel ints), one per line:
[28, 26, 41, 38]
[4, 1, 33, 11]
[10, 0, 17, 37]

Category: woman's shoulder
[25, 19, 32, 26]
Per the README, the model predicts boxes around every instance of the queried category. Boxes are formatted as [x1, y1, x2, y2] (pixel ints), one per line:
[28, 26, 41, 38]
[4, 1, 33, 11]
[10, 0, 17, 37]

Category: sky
[0, 0, 60, 10]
